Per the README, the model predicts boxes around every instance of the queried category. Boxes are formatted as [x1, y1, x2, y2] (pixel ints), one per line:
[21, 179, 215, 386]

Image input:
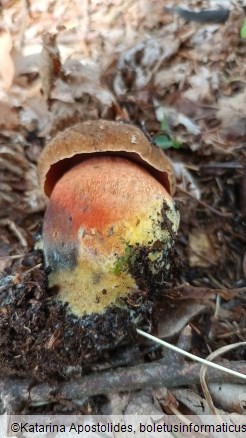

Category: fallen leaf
[124, 390, 164, 415]
[154, 134, 181, 150]
[173, 162, 201, 200]
[174, 284, 215, 302]
[184, 66, 220, 103]
[154, 62, 192, 94]
[0, 101, 19, 130]
[0, 28, 14, 90]
[217, 89, 246, 141]
[240, 18, 246, 38]
[40, 32, 62, 103]
[154, 99, 201, 135]
[172, 388, 213, 415]
[189, 228, 220, 268]
[209, 383, 246, 414]
[153, 387, 179, 412]
[12, 49, 40, 77]
[114, 36, 180, 95]
[158, 300, 205, 339]
[51, 59, 115, 107]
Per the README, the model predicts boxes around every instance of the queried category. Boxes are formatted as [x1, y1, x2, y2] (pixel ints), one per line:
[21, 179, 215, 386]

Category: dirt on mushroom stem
[0, 223, 179, 381]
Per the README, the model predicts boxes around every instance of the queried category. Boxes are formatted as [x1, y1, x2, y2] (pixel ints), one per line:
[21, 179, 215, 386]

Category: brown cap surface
[38, 120, 176, 197]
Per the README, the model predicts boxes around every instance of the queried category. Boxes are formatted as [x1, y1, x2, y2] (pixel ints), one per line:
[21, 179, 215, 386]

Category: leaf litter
[0, 0, 245, 417]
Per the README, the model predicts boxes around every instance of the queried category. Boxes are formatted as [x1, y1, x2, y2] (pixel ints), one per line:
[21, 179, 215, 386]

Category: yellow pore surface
[46, 156, 178, 315]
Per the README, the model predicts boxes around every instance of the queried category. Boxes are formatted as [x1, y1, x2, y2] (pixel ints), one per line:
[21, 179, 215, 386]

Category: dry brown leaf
[189, 228, 220, 268]
[51, 59, 115, 107]
[40, 32, 61, 103]
[200, 341, 246, 415]
[107, 393, 131, 415]
[172, 388, 213, 415]
[209, 383, 246, 414]
[154, 100, 201, 136]
[0, 28, 14, 90]
[184, 66, 220, 103]
[173, 162, 201, 200]
[0, 141, 42, 220]
[174, 284, 215, 302]
[40, 51, 116, 135]
[154, 62, 192, 95]
[187, 8, 244, 64]
[114, 36, 180, 96]
[153, 387, 179, 413]
[12, 50, 40, 77]
[124, 390, 164, 415]
[25, 164, 45, 213]
[217, 89, 246, 141]
[158, 300, 205, 339]
[0, 101, 19, 130]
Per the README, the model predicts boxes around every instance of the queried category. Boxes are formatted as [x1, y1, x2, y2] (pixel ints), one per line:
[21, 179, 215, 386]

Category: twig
[178, 188, 232, 218]
[0, 360, 245, 413]
[216, 328, 246, 340]
[0, 255, 24, 260]
[200, 162, 245, 170]
[200, 341, 246, 415]
[0, 219, 28, 248]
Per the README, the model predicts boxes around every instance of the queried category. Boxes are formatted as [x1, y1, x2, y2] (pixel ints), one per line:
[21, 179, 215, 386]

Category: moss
[112, 243, 136, 275]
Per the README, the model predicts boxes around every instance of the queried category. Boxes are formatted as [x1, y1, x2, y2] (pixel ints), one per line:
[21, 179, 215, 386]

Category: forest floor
[0, 0, 245, 417]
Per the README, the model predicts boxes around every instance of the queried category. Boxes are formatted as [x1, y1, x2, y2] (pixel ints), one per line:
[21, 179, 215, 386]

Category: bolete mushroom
[38, 120, 179, 316]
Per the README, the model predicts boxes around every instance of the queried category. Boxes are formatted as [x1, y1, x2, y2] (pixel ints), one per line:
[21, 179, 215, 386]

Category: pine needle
[200, 341, 246, 414]
[136, 329, 246, 380]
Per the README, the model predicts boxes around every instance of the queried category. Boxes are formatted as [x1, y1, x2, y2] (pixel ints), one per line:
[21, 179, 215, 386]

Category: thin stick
[200, 341, 246, 414]
[178, 188, 232, 218]
[0, 255, 24, 260]
[1, 359, 245, 413]
[137, 329, 246, 381]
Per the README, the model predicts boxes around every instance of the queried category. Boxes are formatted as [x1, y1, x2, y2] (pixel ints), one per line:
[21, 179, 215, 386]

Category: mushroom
[38, 120, 179, 316]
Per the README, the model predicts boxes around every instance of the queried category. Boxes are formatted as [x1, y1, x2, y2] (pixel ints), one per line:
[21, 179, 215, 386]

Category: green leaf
[154, 134, 181, 150]
[154, 134, 173, 149]
[240, 18, 246, 39]
[171, 138, 182, 149]
[160, 117, 169, 133]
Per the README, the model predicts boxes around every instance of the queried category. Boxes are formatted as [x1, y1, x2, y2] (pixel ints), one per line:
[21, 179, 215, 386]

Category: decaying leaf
[171, 388, 213, 415]
[154, 62, 192, 95]
[40, 32, 62, 103]
[209, 383, 246, 414]
[51, 59, 116, 106]
[0, 141, 44, 221]
[158, 300, 205, 339]
[114, 36, 180, 96]
[173, 283, 216, 302]
[217, 89, 246, 141]
[0, 28, 14, 91]
[25, 164, 45, 213]
[153, 387, 179, 414]
[189, 228, 220, 268]
[154, 99, 201, 135]
[172, 162, 201, 200]
[0, 101, 19, 130]
[124, 391, 164, 415]
[184, 66, 220, 103]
